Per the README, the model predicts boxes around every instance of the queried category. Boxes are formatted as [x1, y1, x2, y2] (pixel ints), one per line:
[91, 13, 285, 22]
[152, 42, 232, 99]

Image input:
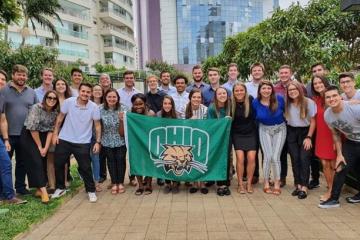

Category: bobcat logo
[153, 144, 208, 176]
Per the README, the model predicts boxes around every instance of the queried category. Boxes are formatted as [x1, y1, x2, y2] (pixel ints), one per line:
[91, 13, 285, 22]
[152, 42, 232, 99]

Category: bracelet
[96, 141, 101, 144]
[305, 136, 312, 139]
[3, 138, 8, 141]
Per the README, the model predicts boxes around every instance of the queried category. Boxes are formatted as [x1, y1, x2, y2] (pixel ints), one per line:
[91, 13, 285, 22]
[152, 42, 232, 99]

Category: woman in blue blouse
[100, 89, 128, 194]
[252, 80, 286, 195]
[207, 87, 232, 196]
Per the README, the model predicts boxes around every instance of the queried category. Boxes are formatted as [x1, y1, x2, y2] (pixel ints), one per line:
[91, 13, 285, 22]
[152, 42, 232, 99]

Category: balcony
[99, 7, 133, 29]
[57, 27, 88, 40]
[58, 48, 89, 58]
[100, 24, 134, 44]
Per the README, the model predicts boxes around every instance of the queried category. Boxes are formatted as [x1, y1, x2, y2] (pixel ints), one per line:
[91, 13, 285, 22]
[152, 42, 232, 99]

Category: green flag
[124, 112, 231, 181]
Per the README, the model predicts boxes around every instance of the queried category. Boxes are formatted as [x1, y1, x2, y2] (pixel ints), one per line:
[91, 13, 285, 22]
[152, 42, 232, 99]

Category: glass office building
[176, 0, 266, 64]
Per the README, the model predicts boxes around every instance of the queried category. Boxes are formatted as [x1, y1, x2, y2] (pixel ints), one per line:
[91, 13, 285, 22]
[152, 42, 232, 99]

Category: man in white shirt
[52, 83, 101, 202]
[35, 68, 54, 101]
[171, 75, 189, 118]
[245, 63, 265, 98]
[69, 68, 83, 97]
[117, 70, 140, 109]
[222, 63, 239, 93]
[159, 71, 176, 95]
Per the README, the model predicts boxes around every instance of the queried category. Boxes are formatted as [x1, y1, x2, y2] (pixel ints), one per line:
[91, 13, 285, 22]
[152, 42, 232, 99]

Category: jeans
[55, 140, 95, 192]
[8, 135, 27, 192]
[287, 126, 312, 186]
[90, 141, 100, 182]
[331, 139, 360, 201]
[0, 138, 15, 200]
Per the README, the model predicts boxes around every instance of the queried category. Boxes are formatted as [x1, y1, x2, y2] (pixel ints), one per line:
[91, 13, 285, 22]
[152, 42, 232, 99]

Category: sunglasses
[46, 96, 57, 101]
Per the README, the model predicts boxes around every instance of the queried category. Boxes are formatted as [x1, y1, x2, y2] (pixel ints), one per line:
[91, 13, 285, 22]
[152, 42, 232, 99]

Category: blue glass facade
[176, 0, 266, 64]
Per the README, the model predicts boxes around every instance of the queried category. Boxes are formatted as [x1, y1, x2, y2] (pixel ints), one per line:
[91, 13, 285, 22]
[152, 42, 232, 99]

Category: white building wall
[160, 0, 178, 64]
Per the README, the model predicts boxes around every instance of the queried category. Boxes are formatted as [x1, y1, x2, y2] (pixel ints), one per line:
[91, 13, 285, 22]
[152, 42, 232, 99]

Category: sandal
[96, 184, 102, 192]
[135, 188, 144, 195]
[144, 187, 153, 195]
[118, 184, 125, 194]
[237, 186, 246, 194]
[263, 187, 272, 194]
[111, 185, 118, 195]
[247, 185, 254, 194]
[273, 188, 281, 196]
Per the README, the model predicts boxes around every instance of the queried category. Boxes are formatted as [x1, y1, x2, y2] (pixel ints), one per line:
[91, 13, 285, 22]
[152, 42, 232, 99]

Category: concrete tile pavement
[19, 172, 360, 240]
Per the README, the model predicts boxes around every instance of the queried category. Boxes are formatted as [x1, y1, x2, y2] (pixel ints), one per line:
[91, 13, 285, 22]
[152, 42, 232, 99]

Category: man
[186, 65, 209, 93]
[339, 72, 360, 102]
[117, 70, 140, 109]
[319, 85, 360, 208]
[99, 73, 112, 93]
[70, 68, 83, 97]
[51, 83, 101, 202]
[202, 67, 230, 107]
[273, 65, 296, 187]
[35, 68, 54, 101]
[307, 63, 328, 190]
[0, 75, 26, 204]
[222, 63, 239, 93]
[171, 75, 189, 118]
[2, 65, 38, 195]
[159, 71, 176, 95]
[245, 62, 265, 98]
[146, 75, 166, 113]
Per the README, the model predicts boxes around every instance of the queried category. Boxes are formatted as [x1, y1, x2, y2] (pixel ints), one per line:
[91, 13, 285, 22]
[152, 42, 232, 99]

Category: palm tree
[18, 0, 63, 46]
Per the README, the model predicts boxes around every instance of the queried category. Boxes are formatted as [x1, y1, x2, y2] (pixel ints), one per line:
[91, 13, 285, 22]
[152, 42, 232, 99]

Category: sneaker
[88, 192, 97, 203]
[6, 197, 28, 205]
[308, 180, 320, 190]
[51, 189, 66, 199]
[16, 189, 31, 196]
[163, 185, 171, 194]
[346, 194, 360, 204]
[280, 178, 286, 188]
[318, 199, 340, 209]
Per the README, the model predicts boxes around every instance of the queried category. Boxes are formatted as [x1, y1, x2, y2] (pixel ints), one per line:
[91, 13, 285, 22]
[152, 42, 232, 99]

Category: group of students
[0, 62, 359, 209]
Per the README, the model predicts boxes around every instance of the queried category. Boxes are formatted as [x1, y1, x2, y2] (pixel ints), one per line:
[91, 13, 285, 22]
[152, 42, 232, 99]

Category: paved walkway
[20, 173, 360, 240]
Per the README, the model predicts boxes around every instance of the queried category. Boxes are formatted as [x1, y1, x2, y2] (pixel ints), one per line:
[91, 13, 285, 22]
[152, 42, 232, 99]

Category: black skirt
[231, 132, 258, 151]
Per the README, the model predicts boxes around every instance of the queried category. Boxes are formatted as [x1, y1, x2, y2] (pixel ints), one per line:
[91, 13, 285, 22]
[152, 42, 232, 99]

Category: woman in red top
[311, 76, 336, 201]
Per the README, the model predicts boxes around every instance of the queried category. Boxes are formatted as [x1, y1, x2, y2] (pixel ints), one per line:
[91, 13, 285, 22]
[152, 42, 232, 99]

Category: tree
[203, 0, 360, 82]
[18, 0, 63, 46]
[0, 0, 21, 28]
[146, 59, 187, 79]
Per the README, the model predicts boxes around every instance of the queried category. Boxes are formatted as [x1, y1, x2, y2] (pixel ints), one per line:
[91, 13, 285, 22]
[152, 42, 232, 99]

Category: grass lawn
[0, 165, 83, 240]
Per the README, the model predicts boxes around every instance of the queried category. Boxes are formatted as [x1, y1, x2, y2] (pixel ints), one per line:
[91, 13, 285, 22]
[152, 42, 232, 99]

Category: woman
[20, 91, 59, 203]
[52, 79, 72, 190]
[131, 93, 155, 195]
[252, 80, 286, 195]
[90, 84, 103, 192]
[207, 87, 232, 196]
[156, 95, 182, 194]
[0, 70, 7, 89]
[185, 89, 209, 194]
[311, 76, 336, 201]
[231, 83, 257, 194]
[100, 89, 128, 194]
[285, 81, 316, 199]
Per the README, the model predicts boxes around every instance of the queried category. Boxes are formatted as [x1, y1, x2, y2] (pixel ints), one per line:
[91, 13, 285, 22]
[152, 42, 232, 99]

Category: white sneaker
[88, 192, 97, 203]
[51, 189, 66, 199]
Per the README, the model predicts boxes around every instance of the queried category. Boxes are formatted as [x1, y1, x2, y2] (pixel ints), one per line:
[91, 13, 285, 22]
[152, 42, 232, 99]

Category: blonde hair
[231, 82, 250, 118]
[214, 87, 231, 118]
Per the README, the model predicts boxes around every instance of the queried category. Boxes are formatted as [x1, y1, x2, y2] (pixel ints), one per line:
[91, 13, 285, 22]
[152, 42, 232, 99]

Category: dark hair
[173, 75, 188, 85]
[131, 93, 150, 115]
[103, 88, 120, 110]
[311, 63, 326, 71]
[311, 75, 330, 97]
[71, 67, 82, 76]
[258, 80, 278, 112]
[160, 70, 171, 78]
[160, 95, 177, 118]
[53, 79, 72, 99]
[0, 70, 8, 80]
[42, 90, 59, 112]
[185, 88, 203, 119]
[338, 72, 355, 82]
[91, 84, 103, 103]
[79, 82, 93, 91]
[192, 65, 202, 72]
[324, 85, 340, 95]
[123, 70, 135, 78]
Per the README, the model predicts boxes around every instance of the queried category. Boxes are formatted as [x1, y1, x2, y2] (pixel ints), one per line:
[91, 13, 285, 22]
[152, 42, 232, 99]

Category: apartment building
[6, 0, 136, 72]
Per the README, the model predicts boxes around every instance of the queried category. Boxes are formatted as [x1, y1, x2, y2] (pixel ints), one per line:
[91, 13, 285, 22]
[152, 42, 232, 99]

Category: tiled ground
[19, 172, 360, 240]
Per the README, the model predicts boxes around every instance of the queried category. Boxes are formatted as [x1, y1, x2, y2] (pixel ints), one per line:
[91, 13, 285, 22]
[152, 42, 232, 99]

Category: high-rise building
[135, 0, 309, 70]
[5, 0, 136, 72]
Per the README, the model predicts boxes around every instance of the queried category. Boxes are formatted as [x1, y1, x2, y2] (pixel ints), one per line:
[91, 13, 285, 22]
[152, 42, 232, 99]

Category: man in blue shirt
[186, 65, 209, 93]
[203, 68, 230, 107]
